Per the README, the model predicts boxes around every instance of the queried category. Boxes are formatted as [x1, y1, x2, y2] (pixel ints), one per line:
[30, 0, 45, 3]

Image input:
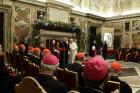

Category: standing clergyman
[59, 37, 69, 68]
[68, 38, 78, 64]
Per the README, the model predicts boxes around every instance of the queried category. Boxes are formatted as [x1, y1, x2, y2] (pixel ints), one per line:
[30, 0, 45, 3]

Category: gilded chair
[56, 68, 78, 90]
[15, 76, 47, 93]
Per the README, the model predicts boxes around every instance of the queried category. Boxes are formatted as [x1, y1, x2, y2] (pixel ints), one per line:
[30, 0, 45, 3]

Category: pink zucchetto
[42, 54, 59, 65]
[83, 55, 108, 81]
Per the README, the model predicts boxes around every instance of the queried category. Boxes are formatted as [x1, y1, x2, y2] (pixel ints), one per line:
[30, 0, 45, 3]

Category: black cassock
[103, 43, 107, 60]
[59, 41, 69, 68]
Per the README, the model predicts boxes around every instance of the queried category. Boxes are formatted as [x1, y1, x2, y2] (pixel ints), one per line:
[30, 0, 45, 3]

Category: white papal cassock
[68, 41, 78, 64]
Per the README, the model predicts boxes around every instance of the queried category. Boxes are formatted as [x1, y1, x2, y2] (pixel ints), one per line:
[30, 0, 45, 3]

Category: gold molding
[0, 4, 12, 52]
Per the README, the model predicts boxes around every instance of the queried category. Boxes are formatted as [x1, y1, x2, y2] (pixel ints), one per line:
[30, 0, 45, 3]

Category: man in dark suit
[59, 37, 69, 68]
[103, 41, 108, 60]
[36, 54, 69, 93]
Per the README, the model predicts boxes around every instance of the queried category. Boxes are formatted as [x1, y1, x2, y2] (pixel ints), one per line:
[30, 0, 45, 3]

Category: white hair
[67, 90, 80, 93]
[40, 61, 59, 71]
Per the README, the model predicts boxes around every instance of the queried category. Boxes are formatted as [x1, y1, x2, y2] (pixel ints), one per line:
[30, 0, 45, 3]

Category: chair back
[56, 68, 78, 90]
[13, 54, 24, 74]
[104, 80, 120, 93]
[15, 76, 47, 93]
[24, 61, 40, 77]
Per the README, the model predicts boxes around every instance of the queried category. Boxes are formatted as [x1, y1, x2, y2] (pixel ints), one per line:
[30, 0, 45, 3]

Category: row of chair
[5, 52, 121, 93]
[6, 52, 79, 90]
[15, 68, 78, 93]
[5, 52, 40, 78]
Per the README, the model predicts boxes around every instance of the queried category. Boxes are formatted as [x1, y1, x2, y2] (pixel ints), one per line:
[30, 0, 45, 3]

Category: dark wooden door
[46, 39, 52, 49]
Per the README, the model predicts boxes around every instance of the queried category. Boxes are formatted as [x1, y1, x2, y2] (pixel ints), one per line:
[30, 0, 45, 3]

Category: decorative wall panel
[132, 33, 140, 47]
[49, 7, 69, 23]
[80, 32, 86, 52]
[15, 6, 30, 24]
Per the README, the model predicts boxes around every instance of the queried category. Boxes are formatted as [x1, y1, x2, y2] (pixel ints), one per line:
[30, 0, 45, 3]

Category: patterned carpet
[120, 68, 138, 77]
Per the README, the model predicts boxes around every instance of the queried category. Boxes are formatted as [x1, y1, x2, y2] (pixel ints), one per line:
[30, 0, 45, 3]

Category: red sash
[60, 48, 68, 51]
[118, 51, 122, 61]
[125, 54, 130, 62]
[134, 54, 139, 62]
[118, 54, 121, 61]
[134, 54, 137, 60]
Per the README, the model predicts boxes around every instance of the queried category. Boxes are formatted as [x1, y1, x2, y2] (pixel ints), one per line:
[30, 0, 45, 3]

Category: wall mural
[88, 0, 132, 16]
[49, 7, 69, 23]
[72, 0, 82, 7]
[132, 33, 140, 47]
[132, 20, 140, 31]
[79, 19, 86, 51]
[14, 25, 30, 44]
[89, 0, 101, 11]
[124, 33, 130, 46]
[103, 33, 112, 48]
[89, 0, 119, 15]
[15, 6, 30, 23]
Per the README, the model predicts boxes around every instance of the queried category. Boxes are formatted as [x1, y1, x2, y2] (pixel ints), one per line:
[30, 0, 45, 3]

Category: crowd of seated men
[0, 43, 133, 93]
[115, 47, 140, 62]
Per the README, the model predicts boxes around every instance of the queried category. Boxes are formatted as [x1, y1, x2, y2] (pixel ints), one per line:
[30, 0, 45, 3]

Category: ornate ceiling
[37, 0, 140, 17]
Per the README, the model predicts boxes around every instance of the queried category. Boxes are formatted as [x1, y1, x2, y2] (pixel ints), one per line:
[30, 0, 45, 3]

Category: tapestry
[15, 6, 30, 23]
[14, 25, 30, 44]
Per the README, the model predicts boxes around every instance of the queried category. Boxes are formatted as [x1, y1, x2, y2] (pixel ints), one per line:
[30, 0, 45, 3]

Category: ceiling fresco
[36, 0, 140, 17]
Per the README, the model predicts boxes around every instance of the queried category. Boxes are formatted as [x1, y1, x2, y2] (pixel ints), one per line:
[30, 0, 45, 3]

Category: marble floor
[107, 60, 140, 93]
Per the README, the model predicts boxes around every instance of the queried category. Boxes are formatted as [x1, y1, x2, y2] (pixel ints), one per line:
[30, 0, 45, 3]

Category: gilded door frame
[0, 4, 12, 52]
